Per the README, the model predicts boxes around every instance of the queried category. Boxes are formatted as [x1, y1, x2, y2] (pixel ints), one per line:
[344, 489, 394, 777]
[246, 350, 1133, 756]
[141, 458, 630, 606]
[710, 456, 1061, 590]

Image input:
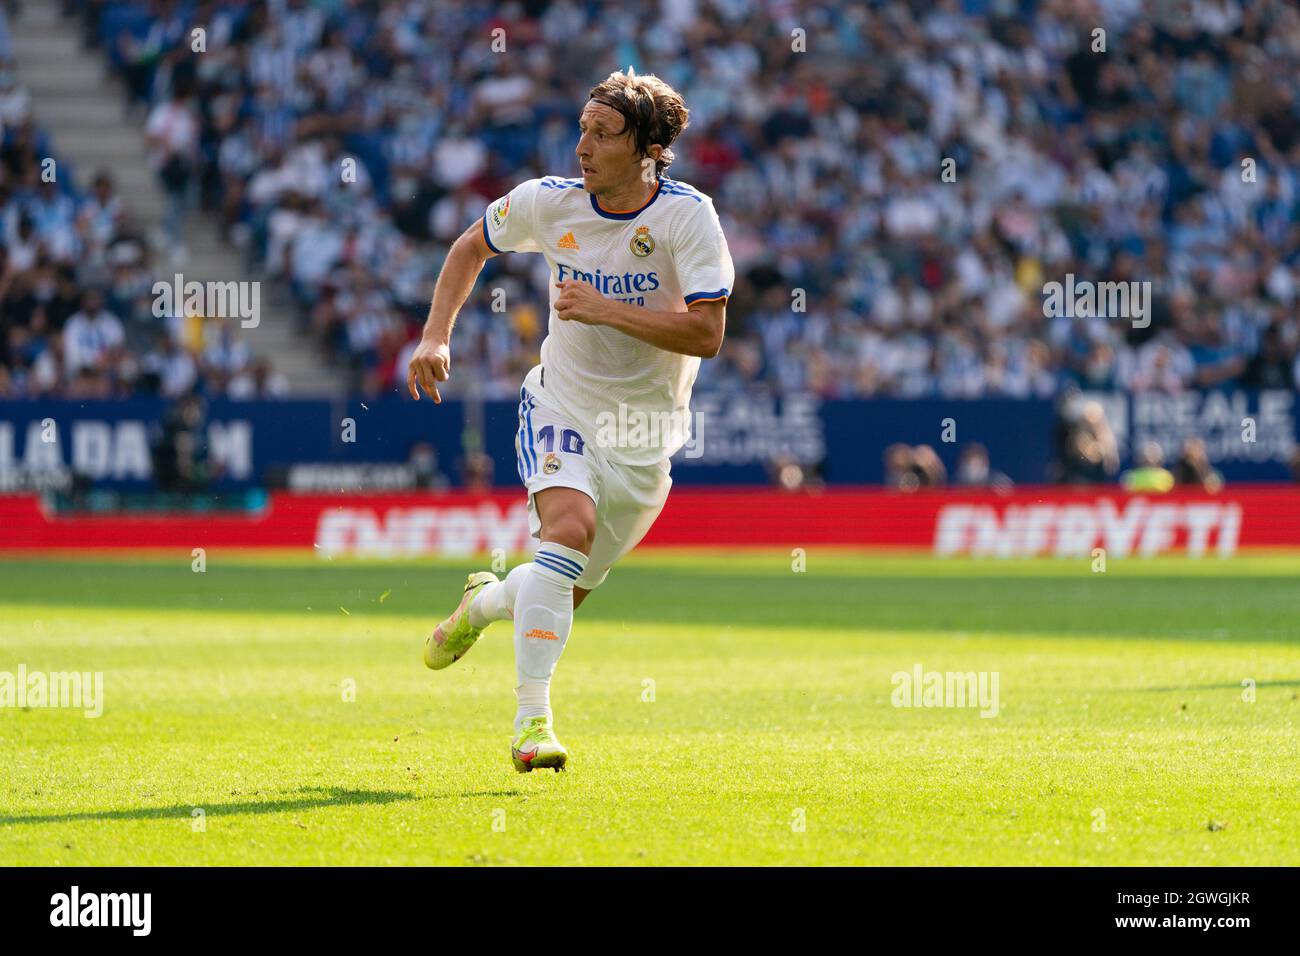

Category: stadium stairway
[10, 3, 334, 395]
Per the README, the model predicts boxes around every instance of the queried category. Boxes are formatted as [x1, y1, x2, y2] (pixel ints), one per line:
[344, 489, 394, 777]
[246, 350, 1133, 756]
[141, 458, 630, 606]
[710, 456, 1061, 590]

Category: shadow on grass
[451, 789, 523, 799]
[1134, 679, 1300, 693]
[0, 786, 417, 826]
[2, 560, 1297, 643]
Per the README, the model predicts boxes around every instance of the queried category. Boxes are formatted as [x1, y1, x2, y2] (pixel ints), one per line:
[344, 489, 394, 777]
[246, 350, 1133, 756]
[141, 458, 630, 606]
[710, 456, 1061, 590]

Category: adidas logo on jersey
[557, 230, 579, 250]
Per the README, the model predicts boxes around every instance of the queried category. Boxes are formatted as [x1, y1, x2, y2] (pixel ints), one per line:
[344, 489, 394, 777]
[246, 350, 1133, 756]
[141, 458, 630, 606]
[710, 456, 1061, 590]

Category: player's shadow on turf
[446, 790, 523, 799]
[0, 787, 417, 826]
[1135, 679, 1300, 693]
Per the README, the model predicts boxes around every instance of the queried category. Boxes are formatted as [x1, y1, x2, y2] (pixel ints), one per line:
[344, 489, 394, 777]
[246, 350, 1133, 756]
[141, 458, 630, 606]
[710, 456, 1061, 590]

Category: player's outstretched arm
[553, 279, 725, 358]
[408, 218, 497, 402]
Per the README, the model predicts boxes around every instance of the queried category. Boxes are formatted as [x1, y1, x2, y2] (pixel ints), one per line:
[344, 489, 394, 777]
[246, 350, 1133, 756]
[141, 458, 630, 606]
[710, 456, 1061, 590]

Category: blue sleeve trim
[482, 216, 504, 254]
[684, 289, 730, 304]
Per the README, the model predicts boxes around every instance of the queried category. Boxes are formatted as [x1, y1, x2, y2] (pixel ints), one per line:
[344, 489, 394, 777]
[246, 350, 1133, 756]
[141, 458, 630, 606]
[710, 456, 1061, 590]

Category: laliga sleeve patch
[490, 195, 510, 229]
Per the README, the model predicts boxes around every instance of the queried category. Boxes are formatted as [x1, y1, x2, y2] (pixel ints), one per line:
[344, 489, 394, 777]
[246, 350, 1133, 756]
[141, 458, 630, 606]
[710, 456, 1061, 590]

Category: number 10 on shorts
[537, 425, 585, 456]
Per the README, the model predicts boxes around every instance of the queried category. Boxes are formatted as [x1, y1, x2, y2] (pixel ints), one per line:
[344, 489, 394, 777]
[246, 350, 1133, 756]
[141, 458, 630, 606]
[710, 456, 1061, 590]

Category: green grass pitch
[1, 550, 1297, 866]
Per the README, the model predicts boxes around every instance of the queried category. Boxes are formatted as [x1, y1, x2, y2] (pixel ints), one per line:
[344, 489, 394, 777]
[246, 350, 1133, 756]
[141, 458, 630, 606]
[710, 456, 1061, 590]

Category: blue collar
[589, 179, 662, 220]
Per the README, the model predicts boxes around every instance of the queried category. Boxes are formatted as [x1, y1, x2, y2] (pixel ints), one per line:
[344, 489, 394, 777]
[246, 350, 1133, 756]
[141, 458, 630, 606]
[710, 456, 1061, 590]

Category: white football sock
[468, 562, 531, 628]
[513, 542, 587, 730]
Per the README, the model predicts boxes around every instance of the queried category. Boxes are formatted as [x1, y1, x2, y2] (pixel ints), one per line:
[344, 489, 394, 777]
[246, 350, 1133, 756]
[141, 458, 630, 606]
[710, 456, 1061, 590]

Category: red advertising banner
[644, 488, 1295, 557]
[1, 487, 1298, 556]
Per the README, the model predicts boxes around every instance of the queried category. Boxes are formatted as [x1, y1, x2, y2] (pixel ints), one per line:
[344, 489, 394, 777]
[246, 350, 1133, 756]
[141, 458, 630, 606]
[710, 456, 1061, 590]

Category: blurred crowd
[884, 441, 1018, 492]
[885, 419, 1228, 492]
[0, 4, 287, 397]
[1050, 392, 1228, 489]
[6, 0, 1300, 405]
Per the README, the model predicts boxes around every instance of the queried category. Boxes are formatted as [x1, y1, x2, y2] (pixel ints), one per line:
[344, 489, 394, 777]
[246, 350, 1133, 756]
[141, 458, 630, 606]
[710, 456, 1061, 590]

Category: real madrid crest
[543, 453, 562, 474]
[630, 225, 655, 257]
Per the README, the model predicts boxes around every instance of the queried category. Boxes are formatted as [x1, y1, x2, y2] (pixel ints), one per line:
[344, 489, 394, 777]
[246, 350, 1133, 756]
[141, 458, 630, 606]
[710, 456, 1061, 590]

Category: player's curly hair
[587, 68, 690, 175]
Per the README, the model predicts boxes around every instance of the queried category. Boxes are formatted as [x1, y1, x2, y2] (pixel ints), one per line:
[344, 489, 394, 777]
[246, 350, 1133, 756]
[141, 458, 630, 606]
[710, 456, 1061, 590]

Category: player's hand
[554, 280, 608, 325]
[407, 338, 451, 402]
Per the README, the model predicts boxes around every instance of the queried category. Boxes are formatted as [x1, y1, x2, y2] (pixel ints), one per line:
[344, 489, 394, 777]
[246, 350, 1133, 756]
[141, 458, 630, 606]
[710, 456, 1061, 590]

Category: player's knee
[543, 512, 595, 554]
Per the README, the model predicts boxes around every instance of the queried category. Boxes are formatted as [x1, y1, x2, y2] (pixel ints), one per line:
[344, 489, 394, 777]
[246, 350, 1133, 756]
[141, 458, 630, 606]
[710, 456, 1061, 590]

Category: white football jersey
[482, 175, 734, 466]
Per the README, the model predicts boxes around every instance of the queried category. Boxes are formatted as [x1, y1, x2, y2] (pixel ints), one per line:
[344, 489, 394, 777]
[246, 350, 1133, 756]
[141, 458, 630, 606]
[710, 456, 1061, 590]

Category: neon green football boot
[423, 571, 498, 670]
[511, 716, 568, 773]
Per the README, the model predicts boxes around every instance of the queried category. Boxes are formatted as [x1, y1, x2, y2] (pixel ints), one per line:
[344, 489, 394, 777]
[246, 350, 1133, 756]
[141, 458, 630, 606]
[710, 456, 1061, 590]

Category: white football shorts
[514, 383, 672, 590]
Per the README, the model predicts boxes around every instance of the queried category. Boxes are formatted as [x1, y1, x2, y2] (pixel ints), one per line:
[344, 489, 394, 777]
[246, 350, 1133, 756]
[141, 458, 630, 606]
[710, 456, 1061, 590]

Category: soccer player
[407, 69, 734, 773]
